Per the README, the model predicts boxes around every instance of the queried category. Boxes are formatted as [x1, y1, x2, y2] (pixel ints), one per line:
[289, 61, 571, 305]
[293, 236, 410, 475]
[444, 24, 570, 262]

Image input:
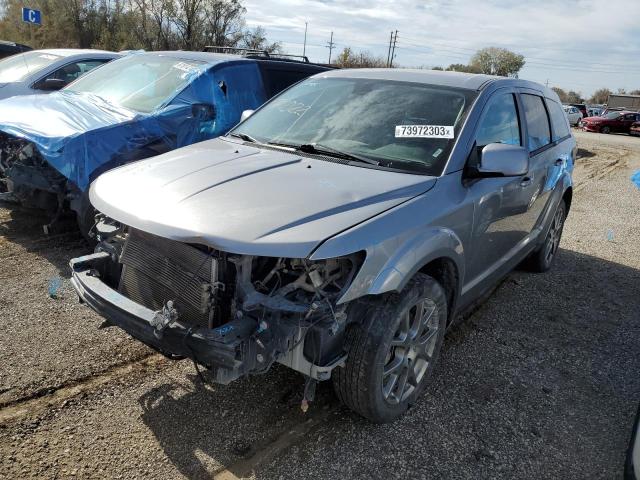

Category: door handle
[520, 177, 532, 187]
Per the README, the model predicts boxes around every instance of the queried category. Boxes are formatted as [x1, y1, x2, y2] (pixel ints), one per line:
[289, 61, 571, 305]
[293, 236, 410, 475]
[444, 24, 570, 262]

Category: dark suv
[71, 70, 575, 423]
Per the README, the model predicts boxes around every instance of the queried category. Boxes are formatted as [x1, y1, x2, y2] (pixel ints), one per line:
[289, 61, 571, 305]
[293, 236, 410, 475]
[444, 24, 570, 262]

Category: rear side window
[521, 94, 552, 152]
[261, 66, 315, 97]
[547, 100, 570, 140]
[476, 93, 521, 147]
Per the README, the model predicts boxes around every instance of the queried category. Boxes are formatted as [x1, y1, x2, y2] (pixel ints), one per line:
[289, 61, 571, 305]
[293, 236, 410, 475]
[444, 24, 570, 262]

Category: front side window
[65, 54, 206, 113]
[547, 99, 571, 140]
[475, 93, 521, 147]
[0, 51, 62, 82]
[47, 59, 109, 84]
[521, 94, 551, 152]
[231, 77, 476, 175]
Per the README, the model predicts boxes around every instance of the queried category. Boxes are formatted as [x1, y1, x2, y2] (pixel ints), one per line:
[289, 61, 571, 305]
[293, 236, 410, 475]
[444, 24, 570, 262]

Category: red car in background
[582, 111, 640, 134]
[630, 120, 640, 137]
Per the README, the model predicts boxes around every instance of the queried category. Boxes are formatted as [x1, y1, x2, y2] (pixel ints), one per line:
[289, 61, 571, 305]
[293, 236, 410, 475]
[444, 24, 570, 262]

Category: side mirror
[192, 103, 216, 121]
[240, 109, 255, 122]
[478, 143, 529, 177]
[34, 78, 68, 91]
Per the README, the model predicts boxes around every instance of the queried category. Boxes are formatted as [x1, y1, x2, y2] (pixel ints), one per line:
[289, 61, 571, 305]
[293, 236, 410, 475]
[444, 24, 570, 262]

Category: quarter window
[521, 94, 552, 152]
[547, 100, 570, 140]
[476, 93, 521, 147]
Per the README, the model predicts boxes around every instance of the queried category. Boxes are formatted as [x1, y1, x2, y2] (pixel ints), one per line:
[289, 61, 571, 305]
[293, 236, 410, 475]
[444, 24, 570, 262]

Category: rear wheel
[601, 126, 611, 134]
[332, 273, 447, 423]
[525, 199, 566, 272]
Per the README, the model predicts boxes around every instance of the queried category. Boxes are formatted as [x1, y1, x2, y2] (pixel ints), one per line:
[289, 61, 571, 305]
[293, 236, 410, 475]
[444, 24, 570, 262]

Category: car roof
[36, 48, 116, 57]
[142, 50, 252, 65]
[313, 68, 554, 95]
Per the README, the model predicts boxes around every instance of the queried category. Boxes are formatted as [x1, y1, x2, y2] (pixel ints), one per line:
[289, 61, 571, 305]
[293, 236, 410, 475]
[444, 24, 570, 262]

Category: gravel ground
[0, 130, 639, 479]
[0, 207, 152, 406]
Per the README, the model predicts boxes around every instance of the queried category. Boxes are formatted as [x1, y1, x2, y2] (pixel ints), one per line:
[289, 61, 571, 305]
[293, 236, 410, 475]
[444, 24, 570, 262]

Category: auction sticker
[395, 125, 454, 139]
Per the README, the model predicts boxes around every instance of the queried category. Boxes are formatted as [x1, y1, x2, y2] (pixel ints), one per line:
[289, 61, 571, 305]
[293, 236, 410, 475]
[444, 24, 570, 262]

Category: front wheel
[333, 273, 447, 423]
[525, 199, 566, 272]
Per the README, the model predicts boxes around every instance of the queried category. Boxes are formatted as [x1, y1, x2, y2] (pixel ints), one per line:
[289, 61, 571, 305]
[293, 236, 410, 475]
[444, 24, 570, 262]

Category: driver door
[464, 91, 535, 285]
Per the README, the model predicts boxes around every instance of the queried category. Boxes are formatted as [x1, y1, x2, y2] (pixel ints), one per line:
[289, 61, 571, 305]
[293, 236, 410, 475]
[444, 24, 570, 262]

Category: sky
[243, 0, 640, 98]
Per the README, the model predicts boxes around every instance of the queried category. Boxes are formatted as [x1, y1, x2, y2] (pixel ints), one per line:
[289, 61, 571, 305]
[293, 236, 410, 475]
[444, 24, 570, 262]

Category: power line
[389, 30, 398, 68]
[326, 31, 335, 64]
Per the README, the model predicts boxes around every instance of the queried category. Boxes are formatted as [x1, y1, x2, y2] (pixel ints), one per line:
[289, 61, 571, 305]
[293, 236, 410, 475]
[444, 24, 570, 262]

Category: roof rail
[203, 45, 310, 63]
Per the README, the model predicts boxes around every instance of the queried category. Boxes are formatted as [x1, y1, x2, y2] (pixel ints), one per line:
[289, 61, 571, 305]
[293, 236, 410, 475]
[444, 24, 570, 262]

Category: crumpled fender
[366, 227, 465, 299]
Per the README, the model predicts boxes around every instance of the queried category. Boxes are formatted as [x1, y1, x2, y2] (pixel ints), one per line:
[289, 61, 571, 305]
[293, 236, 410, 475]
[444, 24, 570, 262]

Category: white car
[563, 105, 583, 126]
[0, 49, 119, 101]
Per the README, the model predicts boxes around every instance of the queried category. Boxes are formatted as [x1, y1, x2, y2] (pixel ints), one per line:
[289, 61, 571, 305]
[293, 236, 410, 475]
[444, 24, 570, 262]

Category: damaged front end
[0, 132, 67, 213]
[70, 217, 363, 384]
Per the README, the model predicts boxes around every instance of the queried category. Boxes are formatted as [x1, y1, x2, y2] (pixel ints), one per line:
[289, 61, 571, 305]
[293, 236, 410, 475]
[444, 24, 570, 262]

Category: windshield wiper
[229, 132, 258, 143]
[296, 143, 379, 166]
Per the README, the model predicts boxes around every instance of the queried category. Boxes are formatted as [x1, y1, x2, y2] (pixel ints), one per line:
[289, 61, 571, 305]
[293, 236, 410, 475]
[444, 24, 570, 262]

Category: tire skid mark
[0, 354, 165, 425]
[213, 404, 340, 480]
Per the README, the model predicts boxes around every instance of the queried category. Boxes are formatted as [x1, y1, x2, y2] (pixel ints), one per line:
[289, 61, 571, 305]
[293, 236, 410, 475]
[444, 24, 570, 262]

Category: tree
[630, 89, 640, 96]
[552, 87, 568, 102]
[446, 63, 480, 74]
[589, 88, 612, 104]
[240, 26, 281, 53]
[566, 90, 583, 103]
[469, 47, 525, 77]
[0, 0, 280, 53]
[333, 47, 386, 68]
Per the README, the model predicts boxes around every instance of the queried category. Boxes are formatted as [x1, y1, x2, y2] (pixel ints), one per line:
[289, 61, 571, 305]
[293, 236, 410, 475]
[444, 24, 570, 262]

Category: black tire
[601, 126, 611, 134]
[525, 199, 566, 273]
[76, 204, 97, 248]
[333, 273, 447, 423]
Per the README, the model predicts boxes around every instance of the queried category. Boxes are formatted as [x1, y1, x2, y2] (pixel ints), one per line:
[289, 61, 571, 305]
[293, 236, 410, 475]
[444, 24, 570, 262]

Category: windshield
[65, 54, 205, 113]
[0, 51, 62, 83]
[231, 77, 476, 175]
[603, 112, 621, 119]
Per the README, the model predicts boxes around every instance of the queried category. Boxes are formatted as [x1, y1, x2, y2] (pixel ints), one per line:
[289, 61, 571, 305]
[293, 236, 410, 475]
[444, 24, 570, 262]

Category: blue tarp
[0, 59, 266, 191]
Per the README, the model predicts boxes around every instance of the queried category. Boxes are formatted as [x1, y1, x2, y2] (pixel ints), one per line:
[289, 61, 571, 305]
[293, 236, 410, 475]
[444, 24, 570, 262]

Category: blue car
[0, 50, 331, 234]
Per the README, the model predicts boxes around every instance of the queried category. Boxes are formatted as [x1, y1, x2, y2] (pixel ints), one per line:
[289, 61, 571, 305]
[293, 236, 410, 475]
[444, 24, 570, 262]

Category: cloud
[244, 0, 640, 96]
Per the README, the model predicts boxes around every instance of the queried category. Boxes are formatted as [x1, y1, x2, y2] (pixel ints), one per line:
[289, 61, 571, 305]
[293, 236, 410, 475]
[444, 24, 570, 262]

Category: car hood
[0, 91, 201, 192]
[0, 90, 136, 141]
[91, 138, 437, 258]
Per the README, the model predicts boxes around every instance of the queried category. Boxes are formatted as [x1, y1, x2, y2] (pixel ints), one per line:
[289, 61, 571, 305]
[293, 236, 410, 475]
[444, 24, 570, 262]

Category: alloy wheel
[543, 205, 564, 265]
[382, 298, 440, 405]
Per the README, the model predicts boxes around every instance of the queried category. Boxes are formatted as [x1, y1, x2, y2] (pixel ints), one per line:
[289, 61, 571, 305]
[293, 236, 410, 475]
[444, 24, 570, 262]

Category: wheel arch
[417, 257, 460, 325]
[563, 186, 573, 214]
[356, 227, 465, 323]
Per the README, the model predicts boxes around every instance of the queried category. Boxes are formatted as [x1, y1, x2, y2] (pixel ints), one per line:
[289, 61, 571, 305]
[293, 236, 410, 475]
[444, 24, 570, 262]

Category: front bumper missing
[70, 252, 258, 385]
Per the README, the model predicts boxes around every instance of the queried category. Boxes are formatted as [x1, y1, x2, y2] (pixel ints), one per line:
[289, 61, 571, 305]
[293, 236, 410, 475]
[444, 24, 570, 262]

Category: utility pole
[545, 78, 549, 87]
[303, 22, 308, 57]
[386, 31, 393, 67]
[389, 30, 398, 68]
[326, 31, 335, 64]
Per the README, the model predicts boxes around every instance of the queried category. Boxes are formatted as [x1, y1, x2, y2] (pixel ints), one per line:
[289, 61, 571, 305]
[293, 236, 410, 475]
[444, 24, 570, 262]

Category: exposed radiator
[118, 229, 216, 328]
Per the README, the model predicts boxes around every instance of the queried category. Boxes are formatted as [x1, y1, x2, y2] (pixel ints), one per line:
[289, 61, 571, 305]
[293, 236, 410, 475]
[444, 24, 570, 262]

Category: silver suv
[70, 69, 575, 423]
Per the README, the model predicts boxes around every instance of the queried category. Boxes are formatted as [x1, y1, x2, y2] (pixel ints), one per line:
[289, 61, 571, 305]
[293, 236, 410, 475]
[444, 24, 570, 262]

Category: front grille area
[118, 229, 215, 328]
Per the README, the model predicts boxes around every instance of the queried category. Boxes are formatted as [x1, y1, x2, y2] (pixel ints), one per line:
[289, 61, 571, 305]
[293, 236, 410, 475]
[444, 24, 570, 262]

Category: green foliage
[589, 88, 612, 104]
[469, 47, 525, 77]
[0, 0, 277, 52]
[333, 47, 386, 68]
[445, 63, 480, 74]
